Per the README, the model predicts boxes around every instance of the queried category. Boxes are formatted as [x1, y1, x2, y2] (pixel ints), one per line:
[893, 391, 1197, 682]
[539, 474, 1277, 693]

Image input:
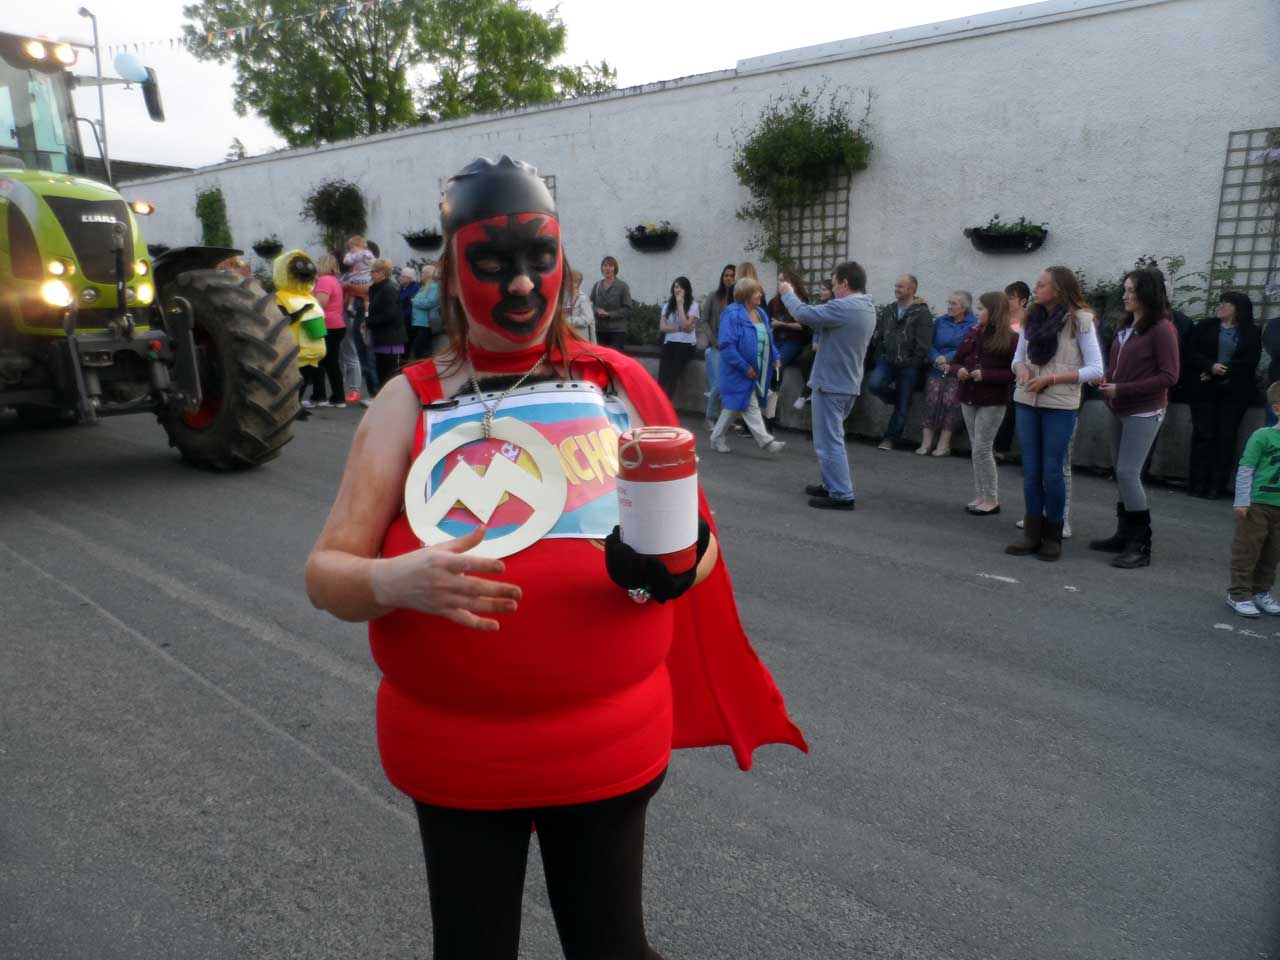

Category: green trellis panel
[777, 169, 851, 295]
[1214, 127, 1279, 323]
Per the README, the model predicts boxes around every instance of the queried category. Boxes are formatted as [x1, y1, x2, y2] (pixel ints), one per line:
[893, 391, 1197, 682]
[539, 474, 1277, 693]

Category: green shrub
[626, 302, 663, 346]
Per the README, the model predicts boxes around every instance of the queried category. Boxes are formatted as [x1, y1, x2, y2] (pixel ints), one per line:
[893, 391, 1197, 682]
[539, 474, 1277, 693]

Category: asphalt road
[2, 405, 1278, 960]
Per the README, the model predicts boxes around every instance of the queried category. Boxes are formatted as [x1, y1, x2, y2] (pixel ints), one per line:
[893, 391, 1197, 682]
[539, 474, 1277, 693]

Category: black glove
[604, 519, 712, 604]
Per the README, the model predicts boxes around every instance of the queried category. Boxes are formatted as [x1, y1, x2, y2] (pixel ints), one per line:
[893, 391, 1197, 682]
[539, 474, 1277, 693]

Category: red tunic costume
[368, 341, 807, 810]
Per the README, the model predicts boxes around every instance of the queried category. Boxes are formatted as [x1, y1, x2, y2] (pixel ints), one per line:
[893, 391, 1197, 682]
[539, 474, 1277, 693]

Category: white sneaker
[764, 440, 786, 454]
[877, 439, 893, 451]
[314, 400, 331, 408]
[704, 419, 716, 433]
[792, 396, 808, 410]
[712, 439, 731, 454]
[1227, 596, 1262, 618]
[1063, 520, 1073, 539]
[1016, 518, 1024, 529]
[1254, 592, 1280, 615]
[300, 399, 316, 408]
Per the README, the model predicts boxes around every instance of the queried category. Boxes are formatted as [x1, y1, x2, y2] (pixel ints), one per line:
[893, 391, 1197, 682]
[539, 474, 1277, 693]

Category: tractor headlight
[48, 260, 67, 276]
[133, 259, 149, 277]
[22, 39, 47, 61]
[52, 44, 77, 66]
[40, 279, 73, 307]
[129, 200, 154, 216]
[135, 282, 155, 305]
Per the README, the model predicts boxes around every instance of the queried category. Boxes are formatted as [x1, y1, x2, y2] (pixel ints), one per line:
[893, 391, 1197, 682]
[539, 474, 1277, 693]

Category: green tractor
[0, 30, 299, 468]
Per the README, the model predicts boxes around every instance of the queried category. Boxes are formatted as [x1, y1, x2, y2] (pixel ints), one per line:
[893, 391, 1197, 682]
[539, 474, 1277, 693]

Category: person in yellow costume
[275, 249, 327, 418]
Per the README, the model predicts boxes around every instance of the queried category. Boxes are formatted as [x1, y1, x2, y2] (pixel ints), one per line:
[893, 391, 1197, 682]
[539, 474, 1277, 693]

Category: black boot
[1006, 515, 1043, 556]
[1111, 510, 1151, 568]
[1088, 502, 1128, 552]
[1037, 519, 1064, 562]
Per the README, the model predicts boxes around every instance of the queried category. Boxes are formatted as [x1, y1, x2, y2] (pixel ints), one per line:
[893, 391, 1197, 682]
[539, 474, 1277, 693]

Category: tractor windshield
[0, 60, 83, 174]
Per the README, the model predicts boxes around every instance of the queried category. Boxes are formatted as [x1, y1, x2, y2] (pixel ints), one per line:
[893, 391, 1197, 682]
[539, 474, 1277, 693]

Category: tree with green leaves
[415, 0, 615, 122]
[182, 0, 614, 147]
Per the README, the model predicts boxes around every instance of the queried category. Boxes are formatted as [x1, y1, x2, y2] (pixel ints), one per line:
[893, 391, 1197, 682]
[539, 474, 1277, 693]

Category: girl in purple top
[1090, 268, 1181, 568]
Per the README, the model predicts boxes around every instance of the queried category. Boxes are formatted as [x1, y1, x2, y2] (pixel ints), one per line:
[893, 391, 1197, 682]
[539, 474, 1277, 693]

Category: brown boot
[1037, 519, 1064, 561]
[1006, 515, 1043, 555]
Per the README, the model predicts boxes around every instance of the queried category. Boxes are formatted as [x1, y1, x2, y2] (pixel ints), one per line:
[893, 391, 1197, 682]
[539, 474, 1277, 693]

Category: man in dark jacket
[366, 258, 408, 391]
[866, 274, 932, 450]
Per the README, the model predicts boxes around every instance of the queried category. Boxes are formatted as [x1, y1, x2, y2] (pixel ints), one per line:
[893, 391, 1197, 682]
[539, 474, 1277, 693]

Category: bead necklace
[467, 353, 547, 439]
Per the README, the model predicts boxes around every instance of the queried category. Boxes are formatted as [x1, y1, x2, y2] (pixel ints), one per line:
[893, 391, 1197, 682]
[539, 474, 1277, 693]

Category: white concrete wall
[122, 0, 1279, 313]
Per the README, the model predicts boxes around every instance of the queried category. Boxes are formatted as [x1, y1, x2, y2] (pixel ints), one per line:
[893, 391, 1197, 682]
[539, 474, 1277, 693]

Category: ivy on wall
[302, 179, 368, 253]
[195, 186, 233, 248]
[732, 85, 873, 268]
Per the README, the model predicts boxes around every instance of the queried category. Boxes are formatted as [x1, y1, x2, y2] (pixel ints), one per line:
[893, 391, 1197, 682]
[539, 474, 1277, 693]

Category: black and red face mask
[453, 212, 563, 344]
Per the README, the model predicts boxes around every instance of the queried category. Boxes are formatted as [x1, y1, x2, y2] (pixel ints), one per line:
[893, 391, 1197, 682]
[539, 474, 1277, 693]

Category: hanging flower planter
[626, 220, 678, 253]
[251, 235, 283, 258]
[963, 216, 1047, 254]
[403, 229, 444, 252]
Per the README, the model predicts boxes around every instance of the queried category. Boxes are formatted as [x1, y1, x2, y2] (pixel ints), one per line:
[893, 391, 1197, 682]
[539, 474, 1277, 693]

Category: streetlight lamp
[77, 6, 110, 185]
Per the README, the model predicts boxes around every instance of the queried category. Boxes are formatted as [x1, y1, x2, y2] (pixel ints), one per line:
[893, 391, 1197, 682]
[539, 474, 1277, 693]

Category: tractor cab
[0, 37, 85, 175]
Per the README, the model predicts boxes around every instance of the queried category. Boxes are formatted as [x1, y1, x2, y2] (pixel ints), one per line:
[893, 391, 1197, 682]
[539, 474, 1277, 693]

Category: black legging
[598, 329, 626, 351]
[657, 340, 695, 399]
[374, 351, 403, 392]
[320, 327, 346, 403]
[1189, 393, 1250, 496]
[413, 770, 666, 960]
[299, 365, 326, 403]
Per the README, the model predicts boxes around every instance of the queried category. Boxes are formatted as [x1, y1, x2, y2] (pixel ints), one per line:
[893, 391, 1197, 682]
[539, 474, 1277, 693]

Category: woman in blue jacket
[917, 290, 978, 457]
[710, 277, 786, 455]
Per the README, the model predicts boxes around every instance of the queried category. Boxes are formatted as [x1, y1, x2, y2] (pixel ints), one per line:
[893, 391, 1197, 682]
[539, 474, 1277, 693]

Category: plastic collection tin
[615, 426, 699, 574]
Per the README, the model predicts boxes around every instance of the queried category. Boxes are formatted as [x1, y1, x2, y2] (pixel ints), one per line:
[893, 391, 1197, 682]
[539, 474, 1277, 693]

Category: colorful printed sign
[411, 384, 634, 547]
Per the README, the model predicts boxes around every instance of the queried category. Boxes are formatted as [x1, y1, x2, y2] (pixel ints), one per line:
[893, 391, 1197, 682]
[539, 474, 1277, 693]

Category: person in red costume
[305, 155, 806, 960]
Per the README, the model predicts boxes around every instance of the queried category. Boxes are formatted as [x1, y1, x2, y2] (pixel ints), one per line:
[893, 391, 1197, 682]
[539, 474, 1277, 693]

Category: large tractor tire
[160, 269, 300, 470]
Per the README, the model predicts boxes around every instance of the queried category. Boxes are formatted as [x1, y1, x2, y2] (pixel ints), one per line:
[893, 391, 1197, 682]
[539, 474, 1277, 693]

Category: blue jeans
[1015, 403, 1078, 521]
[812, 388, 857, 501]
[865, 358, 919, 440]
[704, 346, 721, 422]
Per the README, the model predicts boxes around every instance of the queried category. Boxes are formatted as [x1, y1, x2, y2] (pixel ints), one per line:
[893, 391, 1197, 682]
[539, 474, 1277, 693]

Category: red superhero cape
[403, 341, 808, 770]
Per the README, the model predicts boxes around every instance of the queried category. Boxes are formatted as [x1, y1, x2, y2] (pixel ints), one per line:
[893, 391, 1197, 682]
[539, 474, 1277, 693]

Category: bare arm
[304, 377, 521, 629]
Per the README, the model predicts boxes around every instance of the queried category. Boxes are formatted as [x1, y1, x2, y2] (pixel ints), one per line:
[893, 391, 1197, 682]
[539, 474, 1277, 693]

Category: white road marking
[1064, 585, 1080, 593]
[977, 573, 1019, 584]
[1213, 623, 1235, 631]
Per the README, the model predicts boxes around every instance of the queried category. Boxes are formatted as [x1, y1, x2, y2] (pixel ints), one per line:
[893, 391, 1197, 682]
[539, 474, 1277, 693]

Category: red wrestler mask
[453, 213, 563, 344]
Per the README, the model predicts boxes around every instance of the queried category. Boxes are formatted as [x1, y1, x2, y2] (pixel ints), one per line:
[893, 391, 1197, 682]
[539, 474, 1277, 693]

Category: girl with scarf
[1005, 267, 1104, 561]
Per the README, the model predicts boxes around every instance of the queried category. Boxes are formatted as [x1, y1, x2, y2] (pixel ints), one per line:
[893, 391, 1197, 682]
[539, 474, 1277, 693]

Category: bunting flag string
[102, 0, 396, 58]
